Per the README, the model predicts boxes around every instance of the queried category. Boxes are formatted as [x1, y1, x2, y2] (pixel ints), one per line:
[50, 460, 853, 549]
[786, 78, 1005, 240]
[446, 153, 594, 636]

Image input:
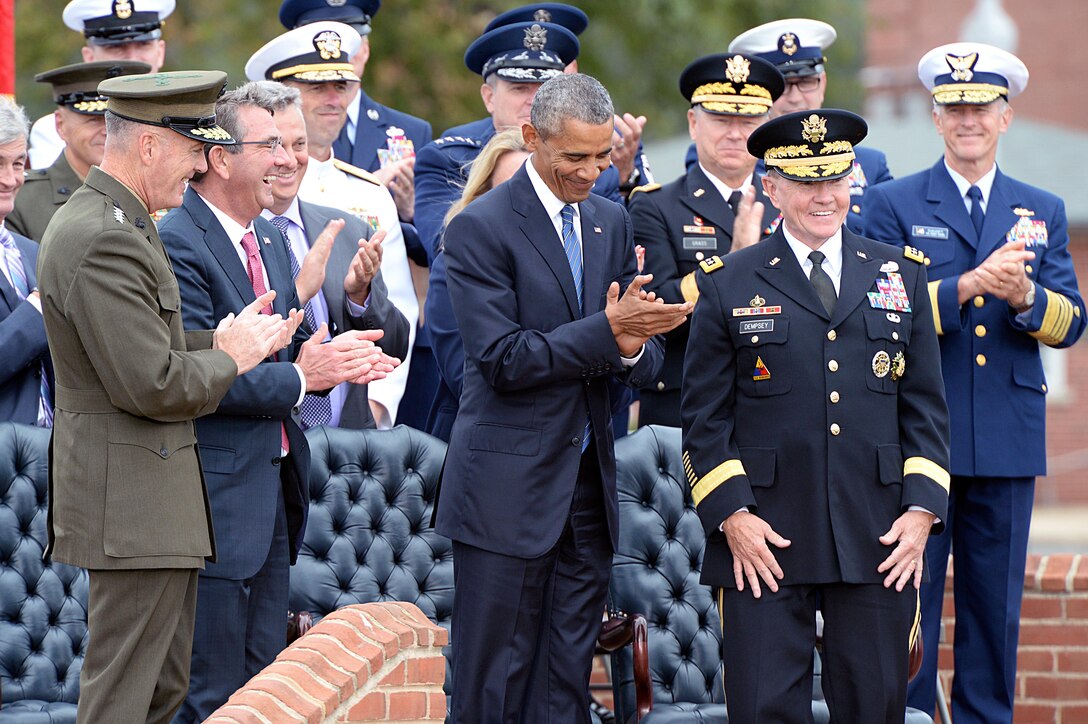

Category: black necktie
[967, 185, 985, 238]
[808, 250, 837, 316]
[727, 190, 742, 216]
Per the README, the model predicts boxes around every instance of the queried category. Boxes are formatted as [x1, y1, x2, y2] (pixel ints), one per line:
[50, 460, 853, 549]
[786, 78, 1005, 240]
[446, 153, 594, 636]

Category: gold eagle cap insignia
[113, 0, 133, 19]
[945, 52, 978, 82]
[780, 32, 798, 56]
[524, 24, 548, 51]
[725, 55, 751, 83]
[801, 114, 827, 143]
[533, 8, 552, 22]
[313, 30, 343, 60]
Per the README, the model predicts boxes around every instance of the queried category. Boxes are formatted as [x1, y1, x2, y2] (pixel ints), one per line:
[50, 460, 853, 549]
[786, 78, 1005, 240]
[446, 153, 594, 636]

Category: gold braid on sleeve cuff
[903, 456, 950, 493]
[1030, 288, 1079, 346]
[688, 457, 746, 505]
[928, 280, 943, 335]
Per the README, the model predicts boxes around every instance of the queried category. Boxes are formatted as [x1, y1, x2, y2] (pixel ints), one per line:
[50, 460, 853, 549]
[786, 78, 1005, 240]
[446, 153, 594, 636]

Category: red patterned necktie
[240, 231, 289, 452]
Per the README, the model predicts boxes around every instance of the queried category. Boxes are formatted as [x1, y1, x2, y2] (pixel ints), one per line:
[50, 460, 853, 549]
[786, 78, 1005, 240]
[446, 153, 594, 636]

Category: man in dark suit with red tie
[0, 98, 53, 427]
[439, 73, 689, 723]
[159, 82, 399, 721]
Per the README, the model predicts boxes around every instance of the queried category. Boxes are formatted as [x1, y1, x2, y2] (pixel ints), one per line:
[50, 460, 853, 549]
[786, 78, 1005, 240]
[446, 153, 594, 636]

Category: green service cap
[98, 70, 235, 145]
[35, 60, 151, 115]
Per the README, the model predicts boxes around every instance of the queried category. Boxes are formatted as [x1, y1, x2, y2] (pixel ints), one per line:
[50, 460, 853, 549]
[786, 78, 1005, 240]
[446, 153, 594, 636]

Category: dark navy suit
[682, 228, 950, 722]
[437, 165, 662, 723]
[0, 232, 53, 424]
[160, 189, 312, 722]
[684, 143, 892, 233]
[332, 88, 432, 174]
[628, 164, 780, 426]
[864, 159, 1086, 723]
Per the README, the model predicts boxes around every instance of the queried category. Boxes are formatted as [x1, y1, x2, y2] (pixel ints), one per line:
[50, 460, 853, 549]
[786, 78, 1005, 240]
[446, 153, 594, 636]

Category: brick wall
[205, 602, 448, 724]
[937, 554, 1088, 722]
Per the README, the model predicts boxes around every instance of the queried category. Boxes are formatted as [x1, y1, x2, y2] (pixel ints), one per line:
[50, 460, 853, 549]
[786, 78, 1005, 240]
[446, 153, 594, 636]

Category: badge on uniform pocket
[753, 356, 771, 381]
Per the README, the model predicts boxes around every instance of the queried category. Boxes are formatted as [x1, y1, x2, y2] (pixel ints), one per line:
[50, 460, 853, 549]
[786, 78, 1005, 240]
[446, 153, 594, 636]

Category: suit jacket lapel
[187, 187, 256, 305]
[976, 169, 1020, 264]
[928, 159, 977, 248]
[0, 271, 16, 311]
[351, 90, 385, 172]
[579, 198, 605, 315]
[511, 167, 582, 319]
[830, 229, 881, 327]
[254, 220, 290, 316]
[754, 231, 829, 319]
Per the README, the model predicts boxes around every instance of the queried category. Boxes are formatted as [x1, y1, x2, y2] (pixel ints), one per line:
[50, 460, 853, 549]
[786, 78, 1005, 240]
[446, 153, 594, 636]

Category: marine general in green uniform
[7, 60, 148, 241]
[37, 70, 294, 724]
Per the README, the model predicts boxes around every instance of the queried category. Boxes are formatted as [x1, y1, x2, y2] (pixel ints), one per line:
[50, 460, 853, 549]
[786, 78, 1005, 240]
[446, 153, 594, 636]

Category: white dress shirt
[944, 159, 997, 215]
[699, 164, 753, 207]
[782, 224, 844, 294]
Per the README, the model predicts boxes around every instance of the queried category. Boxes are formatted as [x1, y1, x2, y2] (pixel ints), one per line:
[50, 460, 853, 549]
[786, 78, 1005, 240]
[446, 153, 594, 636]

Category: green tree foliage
[15, 0, 863, 139]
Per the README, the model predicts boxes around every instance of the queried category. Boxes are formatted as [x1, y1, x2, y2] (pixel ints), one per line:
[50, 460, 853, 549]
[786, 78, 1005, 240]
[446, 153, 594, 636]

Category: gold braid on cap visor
[691, 81, 773, 114]
[270, 63, 359, 82]
[931, 82, 1007, 104]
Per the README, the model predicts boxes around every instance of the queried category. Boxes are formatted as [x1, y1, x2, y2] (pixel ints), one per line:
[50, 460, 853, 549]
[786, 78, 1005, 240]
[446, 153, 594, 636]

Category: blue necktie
[967, 185, 985, 238]
[0, 227, 52, 427]
[561, 205, 591, 452]
[270, 216, 333, 430]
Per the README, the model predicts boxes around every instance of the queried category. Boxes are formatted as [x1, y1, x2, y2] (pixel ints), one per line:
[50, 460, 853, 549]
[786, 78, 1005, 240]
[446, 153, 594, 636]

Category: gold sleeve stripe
[680, 271, 700, 304]
[691, 459, 746, 506]
[1030, 288, 1076, 346]
[908, 591, 921, 653]
[682, 451, 696, 485]
[928, 280, 943, 336]
[904, 456, 950, 492]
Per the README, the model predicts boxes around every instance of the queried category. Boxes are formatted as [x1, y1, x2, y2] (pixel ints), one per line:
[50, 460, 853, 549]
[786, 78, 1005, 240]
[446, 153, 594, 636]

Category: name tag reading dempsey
[911, 225, 949, 240]
[739, 319, 774, 334]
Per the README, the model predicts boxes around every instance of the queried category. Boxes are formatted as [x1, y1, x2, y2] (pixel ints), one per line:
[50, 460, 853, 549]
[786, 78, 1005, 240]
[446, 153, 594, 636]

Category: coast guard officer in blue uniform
[864, 43, 1086, 724]
[683, 109, 950, 722]
[629, 53, 784, 427]
[279, 0, 432, 223]
[685, 18, 892, 235]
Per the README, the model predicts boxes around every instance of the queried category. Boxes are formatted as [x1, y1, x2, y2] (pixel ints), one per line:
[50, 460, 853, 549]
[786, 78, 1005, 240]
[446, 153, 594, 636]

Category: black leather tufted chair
[0, 423, 87, 723]
[288, 424, 453, 650]
[608, 426, 931, 724]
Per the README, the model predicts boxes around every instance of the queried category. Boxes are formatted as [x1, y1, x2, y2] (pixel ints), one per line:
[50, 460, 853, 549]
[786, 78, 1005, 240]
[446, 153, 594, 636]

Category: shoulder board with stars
[903, 246, 925, 264]
[628, 182, 661, 197]
[332, 159, 382, 186]
[433, 135, 484, 148]
[699, 255, 724, 274]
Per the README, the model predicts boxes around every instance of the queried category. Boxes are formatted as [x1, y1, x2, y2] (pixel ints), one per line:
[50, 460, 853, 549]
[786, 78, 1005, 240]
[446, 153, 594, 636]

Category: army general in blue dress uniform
[683, 109, 950, 722]
[864, 43, 1086, 724]
[629, 53, 784, 426]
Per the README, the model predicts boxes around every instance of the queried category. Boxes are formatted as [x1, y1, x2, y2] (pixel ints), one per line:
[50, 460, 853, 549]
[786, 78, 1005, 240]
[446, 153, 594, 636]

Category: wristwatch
[1018, 284, 1035, 312]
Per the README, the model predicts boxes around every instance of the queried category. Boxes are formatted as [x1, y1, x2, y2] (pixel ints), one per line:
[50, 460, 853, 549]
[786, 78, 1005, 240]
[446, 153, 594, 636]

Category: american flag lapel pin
[262, 236, 272, 245]
[593, 226, 602, 234]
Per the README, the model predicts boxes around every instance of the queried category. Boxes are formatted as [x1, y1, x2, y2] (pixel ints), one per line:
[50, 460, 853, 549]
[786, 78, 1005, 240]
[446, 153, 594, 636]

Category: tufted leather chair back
[609, 426, 725, 722]
[288, 423, 453, 638]
[0, 423, 87, 723]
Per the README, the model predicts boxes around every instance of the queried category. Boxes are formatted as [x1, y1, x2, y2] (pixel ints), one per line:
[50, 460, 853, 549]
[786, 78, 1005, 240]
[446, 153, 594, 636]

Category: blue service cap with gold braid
[35, 60, 151, 115]
[98, 70, 235, 145]
[680, 53, 785, 116]
[918, 42, 1029, 105]
[485, 3, 589, 36]
[278, 0, 380, 36]
[464, 21, 579, 82]
[747, 108, 867, 182]
[728, 18, 836, 78]
[63, 0, 175, 46]
[245, 21, 362, 84]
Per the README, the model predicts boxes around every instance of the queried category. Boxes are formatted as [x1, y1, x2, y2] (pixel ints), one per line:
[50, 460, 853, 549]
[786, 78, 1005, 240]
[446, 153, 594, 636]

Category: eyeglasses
[785, 76, 822, 93]
[233, 138, 284, 153]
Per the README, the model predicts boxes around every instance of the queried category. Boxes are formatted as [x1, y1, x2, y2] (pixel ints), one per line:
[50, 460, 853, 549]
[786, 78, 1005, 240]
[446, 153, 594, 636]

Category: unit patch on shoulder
[903, 246, 925, 264]
[699, 255, 724, 274]
[332, 159, 382, 186]
[628, 182, 661, 197]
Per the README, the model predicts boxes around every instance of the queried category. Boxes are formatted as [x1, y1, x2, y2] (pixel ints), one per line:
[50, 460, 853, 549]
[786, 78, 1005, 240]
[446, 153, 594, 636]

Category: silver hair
[0, 97, 30, 146]
[249, 80, 302, 114]
[530, 73, 613, 139]
[215, 81, 282, 155]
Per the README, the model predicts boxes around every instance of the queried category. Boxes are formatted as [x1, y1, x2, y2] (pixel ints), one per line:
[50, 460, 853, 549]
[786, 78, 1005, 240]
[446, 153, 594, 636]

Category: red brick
[347, 691, 386, 721]
[383, 600, 434, 630]
[1018, 648, 1056, 672]
[1012, 702, 1057, 723]
[1019, 622, 1088, 647]
[267, 661, 343, 710]
[1057, 650, 1088, 673]
[205, 705, 265, 723]
[388, 690, 428, 719]
[938, 646, 955, 671]
[1068, 597, 1088, 620]
[1026, 554, 1044, 591]
[1042, 555, 1076, 592]
[429, 691, 448, 719]
[1060, 704, 1088, 721]
[379, 660, 407, 687]
[1022, 594, 1065, 619]
[1075, 558, 1088, 592]
[360, 605, 417, 648]
[228, 690, 305, 723]
[294, 634, 372, 675]
[277, 646, 364, 690]
[244, 678, 322, 724]
[407, 655, 447, 685]
[941, 593, 956, 618]
[1021, 674, 1088, 700]
[316, 618, 388, 669]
